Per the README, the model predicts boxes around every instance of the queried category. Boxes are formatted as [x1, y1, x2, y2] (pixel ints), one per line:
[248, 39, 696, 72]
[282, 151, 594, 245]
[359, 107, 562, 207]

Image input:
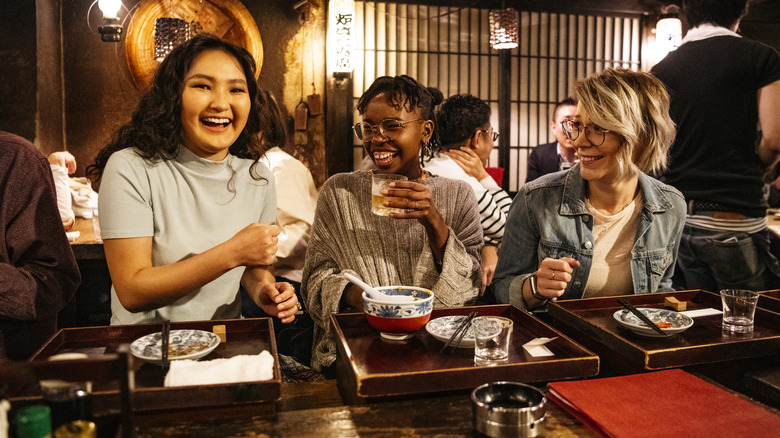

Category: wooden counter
[70, 217, 104, 261]
[769, 212, 780, 239]
[61, 217, 111, 328]
[135, 379, 597, 437]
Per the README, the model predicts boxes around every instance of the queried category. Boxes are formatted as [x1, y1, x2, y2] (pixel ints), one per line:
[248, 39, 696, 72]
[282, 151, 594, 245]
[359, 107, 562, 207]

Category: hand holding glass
[372, 173, 407, 216]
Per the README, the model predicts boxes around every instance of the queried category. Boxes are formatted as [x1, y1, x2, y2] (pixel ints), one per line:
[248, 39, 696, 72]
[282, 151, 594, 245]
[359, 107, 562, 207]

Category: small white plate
[613, 308, 694, 338]
[130, 329, 220, 365]
[425, 315, 477, 348]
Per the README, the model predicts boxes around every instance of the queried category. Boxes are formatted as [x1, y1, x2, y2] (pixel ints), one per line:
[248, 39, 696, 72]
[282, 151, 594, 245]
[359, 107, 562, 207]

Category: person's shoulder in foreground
[0, 131, 81, 360]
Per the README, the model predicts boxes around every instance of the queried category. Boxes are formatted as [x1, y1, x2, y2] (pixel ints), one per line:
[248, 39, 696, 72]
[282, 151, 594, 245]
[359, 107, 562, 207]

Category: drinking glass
[371, 173, 407, 216]
[720, 289, 759, 334]
[473, 316, 513, 366]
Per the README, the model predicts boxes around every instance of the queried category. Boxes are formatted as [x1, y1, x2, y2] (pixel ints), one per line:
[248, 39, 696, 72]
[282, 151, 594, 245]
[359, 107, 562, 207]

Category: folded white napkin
[66, 231, 80, 242]
[523, 337, 557, 357]
[163, 351, 274, 387]
[681, 308, 722, 318]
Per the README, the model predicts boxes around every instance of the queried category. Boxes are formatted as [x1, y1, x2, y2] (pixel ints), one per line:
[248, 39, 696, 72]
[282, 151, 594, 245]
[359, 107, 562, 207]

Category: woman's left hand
[254, 281, 299, 323]
[383, 180, 443, 226]
[445, 147, 489, 181]
[535, 257, 580, 299]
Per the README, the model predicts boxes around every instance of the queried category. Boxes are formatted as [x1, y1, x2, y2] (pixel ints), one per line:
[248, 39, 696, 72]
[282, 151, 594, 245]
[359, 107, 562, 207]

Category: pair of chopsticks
[617, 299, 668, 337]
[161, 319, 171, 371]
[440, 311, 478, 353]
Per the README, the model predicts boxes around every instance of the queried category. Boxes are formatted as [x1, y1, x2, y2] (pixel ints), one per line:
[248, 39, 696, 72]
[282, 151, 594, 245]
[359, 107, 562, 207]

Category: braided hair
[356, 75, 443, 164]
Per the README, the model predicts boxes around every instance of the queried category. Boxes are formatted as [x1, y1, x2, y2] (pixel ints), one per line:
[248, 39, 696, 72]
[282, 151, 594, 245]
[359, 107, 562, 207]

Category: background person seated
[241, 89, 318, 365]
[426, 93, 512, 293]
[526, 98, 578, 183]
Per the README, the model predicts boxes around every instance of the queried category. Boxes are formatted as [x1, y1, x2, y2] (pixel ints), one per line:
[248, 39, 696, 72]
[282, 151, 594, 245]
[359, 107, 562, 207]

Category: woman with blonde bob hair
[491, 68, 686, 309]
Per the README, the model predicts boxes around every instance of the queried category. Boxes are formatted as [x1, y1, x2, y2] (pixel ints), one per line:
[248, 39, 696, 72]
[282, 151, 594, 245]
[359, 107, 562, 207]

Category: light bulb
[98, 0, 122, 20]
[655, 17, 682, 62]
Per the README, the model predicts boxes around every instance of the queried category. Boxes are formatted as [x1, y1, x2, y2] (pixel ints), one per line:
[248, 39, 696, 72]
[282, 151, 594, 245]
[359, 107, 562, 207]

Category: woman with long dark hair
[89, 34, 299, 325]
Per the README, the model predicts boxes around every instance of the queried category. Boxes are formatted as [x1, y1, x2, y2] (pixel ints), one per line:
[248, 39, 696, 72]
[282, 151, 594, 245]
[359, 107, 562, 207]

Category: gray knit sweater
[302, 171, 483, 371]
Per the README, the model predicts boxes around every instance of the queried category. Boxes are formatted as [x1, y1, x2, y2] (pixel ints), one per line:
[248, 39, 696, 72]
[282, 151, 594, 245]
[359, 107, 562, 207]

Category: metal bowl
[471, 381, 546, 437]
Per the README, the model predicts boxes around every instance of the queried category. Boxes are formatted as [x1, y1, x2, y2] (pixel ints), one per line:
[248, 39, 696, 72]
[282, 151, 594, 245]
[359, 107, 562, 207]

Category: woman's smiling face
[361, 92, 432, 179]
[180, 49, 251, 161]
[573, 106, 623, 185]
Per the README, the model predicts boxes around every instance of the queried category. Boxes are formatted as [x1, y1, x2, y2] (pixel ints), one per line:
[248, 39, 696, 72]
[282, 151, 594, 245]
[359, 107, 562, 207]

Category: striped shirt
[424, 153, 512, 246]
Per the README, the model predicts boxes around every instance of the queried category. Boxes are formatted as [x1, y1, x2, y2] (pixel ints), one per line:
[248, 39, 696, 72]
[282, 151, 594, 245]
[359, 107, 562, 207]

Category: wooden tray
[546, 290, 780, 371]
[332, 305, 599, 403]
[758, 290, 780, 314]
[12, 318, 281, 414]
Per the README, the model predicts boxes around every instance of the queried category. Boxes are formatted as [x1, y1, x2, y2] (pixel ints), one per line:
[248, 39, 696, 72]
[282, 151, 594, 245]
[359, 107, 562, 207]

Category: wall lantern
[489, 7, 519, 50]
[327, 0, 355, 79]
[654, 6, 682, 63]
[98, 0, 124, 42]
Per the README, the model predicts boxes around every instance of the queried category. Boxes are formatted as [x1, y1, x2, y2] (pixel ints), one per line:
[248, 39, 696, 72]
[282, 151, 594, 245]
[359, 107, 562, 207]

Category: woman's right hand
[535, 257, 580, 299]
[229, 223, 281, 267]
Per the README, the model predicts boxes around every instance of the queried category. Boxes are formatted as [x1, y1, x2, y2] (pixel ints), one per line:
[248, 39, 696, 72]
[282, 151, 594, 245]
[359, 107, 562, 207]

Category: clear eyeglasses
[353, 118, 425, 142]
[478, 129, 499, 142]
[560, 120, 610, 146]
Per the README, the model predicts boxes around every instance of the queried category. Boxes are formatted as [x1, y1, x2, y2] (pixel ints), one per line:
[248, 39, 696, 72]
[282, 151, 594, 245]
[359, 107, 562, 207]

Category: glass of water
[473, 316, 513, 366]
[720, 289, 759, 334]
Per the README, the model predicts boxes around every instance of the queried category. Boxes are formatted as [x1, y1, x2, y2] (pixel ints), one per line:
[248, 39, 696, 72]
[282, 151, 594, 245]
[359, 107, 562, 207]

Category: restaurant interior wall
[0, 0, 779, 186]
[0, 0, 329, 185]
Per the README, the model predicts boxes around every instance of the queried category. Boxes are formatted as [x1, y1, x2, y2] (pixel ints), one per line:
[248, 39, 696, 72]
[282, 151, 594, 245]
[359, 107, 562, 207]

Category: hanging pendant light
[489, 7, 519, 50]
[153, 1, 200, 62]
[154, 17, 193, 61]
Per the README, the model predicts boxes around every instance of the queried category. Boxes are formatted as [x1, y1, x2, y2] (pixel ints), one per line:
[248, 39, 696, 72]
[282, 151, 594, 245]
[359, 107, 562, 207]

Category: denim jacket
[491, 165, 686, 309]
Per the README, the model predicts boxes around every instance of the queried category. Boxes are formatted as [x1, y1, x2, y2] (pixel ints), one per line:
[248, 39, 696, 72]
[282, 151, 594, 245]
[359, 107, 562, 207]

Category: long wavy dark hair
[355, 75, 443, 164]
[88, 34, 265, 180]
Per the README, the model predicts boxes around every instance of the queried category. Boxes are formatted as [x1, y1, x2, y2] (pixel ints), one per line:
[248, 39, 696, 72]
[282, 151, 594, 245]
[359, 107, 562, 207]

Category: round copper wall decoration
[125, 0, 263, 89]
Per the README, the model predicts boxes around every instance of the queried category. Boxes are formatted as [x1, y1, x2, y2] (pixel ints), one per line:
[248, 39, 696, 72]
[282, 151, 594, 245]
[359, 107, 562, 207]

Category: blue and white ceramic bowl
[363, 286, 434, 340]
[613, 308, 694, 337]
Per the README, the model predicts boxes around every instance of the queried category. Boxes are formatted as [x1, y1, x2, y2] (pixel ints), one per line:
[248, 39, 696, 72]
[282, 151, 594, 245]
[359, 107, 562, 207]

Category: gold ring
[414, 201, 419, 209]
[551, 270, 557, 280]
[296, 302, 303, 311]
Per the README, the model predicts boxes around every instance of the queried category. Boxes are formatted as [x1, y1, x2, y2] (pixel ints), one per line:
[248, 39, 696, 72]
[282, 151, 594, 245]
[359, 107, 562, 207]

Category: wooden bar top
[135, 379, 597, 437]
[768, 210, 780, 239]
[69, 217, 104, 261]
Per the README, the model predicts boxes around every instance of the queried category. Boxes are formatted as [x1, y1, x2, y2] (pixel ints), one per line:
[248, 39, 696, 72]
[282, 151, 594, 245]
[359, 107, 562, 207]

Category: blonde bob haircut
[574, 68, 676, 180]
